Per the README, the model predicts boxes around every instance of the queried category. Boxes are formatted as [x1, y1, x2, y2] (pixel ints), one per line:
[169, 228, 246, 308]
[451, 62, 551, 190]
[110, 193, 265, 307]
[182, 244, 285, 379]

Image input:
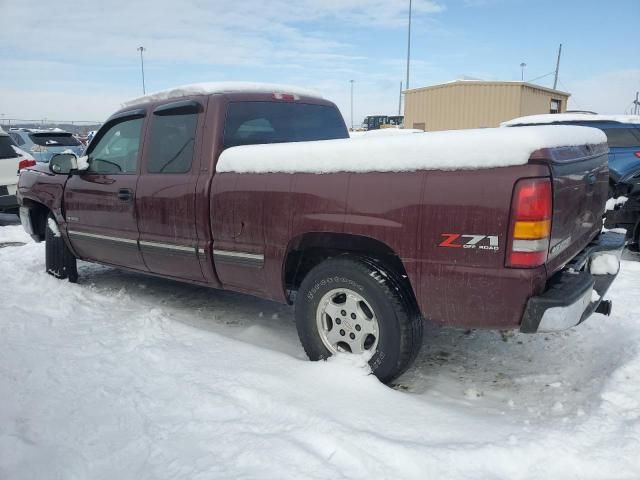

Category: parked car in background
[1, 128, 36, 214]
[85, 130, 97, 146]
[17, 83, 624, 382]
[8, 128, 84, 163]
[503, 114, 640, 247]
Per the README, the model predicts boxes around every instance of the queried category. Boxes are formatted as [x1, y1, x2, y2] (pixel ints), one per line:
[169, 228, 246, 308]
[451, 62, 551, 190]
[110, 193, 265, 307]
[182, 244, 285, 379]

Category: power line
[557, 79, 582, 110]
[526, 71, 556, 84]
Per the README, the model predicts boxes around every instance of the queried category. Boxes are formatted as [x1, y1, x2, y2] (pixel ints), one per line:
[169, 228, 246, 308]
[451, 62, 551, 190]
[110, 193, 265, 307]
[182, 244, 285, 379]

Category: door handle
[117, 188, 133, 201]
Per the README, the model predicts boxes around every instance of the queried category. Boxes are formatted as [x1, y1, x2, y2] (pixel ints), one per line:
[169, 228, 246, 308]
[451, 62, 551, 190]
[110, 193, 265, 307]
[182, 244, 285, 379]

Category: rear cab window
[29, 132, 80, 147]
[223, 101, 348, 148]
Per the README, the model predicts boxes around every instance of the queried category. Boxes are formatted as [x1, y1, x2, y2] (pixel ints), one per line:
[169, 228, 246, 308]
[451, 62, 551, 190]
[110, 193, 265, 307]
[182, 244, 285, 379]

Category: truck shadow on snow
[74, 259, 633, 421]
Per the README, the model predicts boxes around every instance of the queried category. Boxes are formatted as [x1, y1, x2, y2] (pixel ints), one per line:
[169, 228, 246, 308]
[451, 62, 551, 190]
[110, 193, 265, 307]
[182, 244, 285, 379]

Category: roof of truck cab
[122, 82, 324, 108]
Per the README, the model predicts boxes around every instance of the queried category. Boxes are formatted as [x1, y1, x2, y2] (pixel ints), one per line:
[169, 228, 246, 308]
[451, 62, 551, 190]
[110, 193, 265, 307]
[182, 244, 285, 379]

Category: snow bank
[217, 125, 606, 174]
[0, 225, 31, 244]
[47, 218, 60, 237]
[123, 82, 323, 107]
[605, 196, 628, 212]
[1, 225, 640, 479]
[502, 113, 640, 127]
[590, 254, 620, 275]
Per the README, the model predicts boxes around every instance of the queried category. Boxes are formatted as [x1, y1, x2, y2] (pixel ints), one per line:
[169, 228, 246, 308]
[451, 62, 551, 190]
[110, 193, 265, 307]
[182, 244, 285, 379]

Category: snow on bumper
[520, 231, 626, 333]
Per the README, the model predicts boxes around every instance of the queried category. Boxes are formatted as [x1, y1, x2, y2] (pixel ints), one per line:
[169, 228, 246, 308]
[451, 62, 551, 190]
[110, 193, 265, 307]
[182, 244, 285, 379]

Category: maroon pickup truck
[17, 83, 625, 382]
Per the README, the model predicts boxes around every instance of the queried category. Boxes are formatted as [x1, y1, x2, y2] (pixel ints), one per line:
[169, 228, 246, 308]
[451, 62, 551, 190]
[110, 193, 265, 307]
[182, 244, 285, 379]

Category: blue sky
[1, 0, 638, 124]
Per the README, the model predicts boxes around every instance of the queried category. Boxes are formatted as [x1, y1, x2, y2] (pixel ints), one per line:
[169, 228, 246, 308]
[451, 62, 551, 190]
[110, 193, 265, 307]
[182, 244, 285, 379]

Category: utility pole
[405, 0, 412, 90]
[137, 46, 147, 95]
[633, 91, 639, 115]
[520, 63, 526, 81]
[553, 43, 562, 90]
[398, 81, 403, 116]
[349, 80, 354, 130]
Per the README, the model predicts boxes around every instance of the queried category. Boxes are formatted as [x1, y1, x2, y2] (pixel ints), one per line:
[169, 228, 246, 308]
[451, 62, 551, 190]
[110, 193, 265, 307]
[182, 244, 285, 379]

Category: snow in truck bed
[217, 125, 606, 174]
[122, 82, 323, 107]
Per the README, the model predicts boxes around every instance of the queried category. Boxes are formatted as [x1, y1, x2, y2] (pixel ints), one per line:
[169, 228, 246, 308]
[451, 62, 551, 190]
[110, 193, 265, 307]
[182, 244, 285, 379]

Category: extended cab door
[135, 99, 206, 281]
[64, 110, 147, 270]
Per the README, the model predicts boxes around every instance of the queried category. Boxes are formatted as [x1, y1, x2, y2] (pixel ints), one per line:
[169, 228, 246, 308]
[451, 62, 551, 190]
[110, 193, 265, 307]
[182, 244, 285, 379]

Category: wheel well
[284, 233, 417, 305]
[21, 199, 49, 241]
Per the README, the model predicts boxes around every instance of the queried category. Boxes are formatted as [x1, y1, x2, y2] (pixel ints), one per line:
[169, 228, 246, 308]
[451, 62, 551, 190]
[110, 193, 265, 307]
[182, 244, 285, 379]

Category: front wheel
[45, 215, 78, 283]
[294, 256, 423, 383]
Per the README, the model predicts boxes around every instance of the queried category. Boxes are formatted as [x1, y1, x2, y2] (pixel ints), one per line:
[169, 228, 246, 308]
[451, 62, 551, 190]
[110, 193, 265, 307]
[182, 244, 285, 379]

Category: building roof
[404, 80, 570, 97]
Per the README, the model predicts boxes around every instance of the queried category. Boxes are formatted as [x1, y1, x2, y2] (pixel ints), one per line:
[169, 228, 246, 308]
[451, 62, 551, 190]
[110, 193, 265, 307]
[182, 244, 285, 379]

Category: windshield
[29, 132, 80, 147]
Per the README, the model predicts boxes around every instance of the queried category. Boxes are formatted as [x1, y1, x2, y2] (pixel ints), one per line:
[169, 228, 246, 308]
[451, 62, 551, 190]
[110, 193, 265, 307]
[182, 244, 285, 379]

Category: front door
[64, 113, 147, 270]
[135, 99, 206, 281]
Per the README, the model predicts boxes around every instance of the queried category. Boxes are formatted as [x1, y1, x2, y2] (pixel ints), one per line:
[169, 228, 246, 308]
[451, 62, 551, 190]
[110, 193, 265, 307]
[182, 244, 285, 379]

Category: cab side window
[147, 102, 200, 174]
[88, 117, 144, 174]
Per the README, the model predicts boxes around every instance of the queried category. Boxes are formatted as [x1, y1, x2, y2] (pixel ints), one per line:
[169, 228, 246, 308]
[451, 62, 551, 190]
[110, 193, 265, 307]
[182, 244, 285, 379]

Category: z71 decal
[439, 234, 499, 251]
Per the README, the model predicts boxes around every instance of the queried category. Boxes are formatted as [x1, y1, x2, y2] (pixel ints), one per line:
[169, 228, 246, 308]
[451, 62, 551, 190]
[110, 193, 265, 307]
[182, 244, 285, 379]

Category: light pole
[520, 63, 526, 81]
[350, 80, 354, 130]
[405, 0, 412, 90]
[137, 46, 147, 94]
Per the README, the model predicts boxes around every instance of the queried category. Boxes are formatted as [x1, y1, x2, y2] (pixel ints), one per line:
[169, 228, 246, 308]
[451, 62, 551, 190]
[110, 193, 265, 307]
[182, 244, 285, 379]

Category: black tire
[295, 256, 423, 383]
[45, 215, 78, 283]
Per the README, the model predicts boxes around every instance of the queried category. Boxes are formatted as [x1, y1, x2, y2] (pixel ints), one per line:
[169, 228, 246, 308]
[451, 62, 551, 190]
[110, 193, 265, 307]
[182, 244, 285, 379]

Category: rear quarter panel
[212, 162, 550, 329]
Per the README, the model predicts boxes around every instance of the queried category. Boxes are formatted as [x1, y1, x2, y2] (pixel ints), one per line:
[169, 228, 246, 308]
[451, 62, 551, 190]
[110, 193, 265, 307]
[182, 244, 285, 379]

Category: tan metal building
[404, 81, 570, 131]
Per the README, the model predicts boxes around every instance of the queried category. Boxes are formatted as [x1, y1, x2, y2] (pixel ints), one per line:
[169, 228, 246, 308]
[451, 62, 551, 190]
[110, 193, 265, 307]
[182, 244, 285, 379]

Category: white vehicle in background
[0, 128, 35, 215]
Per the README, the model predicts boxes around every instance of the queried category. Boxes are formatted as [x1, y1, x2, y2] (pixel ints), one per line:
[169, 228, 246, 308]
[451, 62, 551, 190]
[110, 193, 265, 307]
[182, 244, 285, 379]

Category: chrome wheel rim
[315, 288, 379, 355]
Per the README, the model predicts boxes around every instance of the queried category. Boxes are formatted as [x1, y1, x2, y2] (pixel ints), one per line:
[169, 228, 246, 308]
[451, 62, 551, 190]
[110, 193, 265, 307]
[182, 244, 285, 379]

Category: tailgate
[537, 144, 610, 275]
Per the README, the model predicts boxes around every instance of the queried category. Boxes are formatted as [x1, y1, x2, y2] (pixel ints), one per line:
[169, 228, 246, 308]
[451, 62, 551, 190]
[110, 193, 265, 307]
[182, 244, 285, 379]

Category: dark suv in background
[504, 114, 640, 247]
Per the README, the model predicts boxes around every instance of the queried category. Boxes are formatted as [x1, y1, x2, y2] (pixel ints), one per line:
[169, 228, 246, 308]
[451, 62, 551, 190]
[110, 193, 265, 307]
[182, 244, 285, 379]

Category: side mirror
[49, 153, 78, 175]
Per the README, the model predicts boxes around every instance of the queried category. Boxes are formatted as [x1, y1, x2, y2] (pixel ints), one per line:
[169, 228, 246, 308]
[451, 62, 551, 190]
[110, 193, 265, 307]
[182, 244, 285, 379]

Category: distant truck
[361, 115, 404, 131]
[17, 83, 624, 382]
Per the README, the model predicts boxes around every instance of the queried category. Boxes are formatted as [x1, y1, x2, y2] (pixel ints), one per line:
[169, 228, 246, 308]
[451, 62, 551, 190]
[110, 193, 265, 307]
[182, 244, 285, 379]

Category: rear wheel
[294, 256, 423, 383]
[45, 215, 78, 283]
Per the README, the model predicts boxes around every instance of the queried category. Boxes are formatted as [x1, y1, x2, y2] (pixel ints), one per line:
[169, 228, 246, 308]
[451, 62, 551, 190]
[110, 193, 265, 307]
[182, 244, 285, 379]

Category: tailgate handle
[117, 188, 133, 201]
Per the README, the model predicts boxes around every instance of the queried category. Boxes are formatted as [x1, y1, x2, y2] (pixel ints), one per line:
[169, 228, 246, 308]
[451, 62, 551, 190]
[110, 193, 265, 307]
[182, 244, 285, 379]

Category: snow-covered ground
[1, 224, 640, 479]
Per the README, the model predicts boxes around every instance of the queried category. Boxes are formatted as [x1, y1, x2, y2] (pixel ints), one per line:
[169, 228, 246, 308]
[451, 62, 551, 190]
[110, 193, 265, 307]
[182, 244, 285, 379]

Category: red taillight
[506, 177, 552, 268]
[18, 159, 37, 171]
[634, 151, 640, 158]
